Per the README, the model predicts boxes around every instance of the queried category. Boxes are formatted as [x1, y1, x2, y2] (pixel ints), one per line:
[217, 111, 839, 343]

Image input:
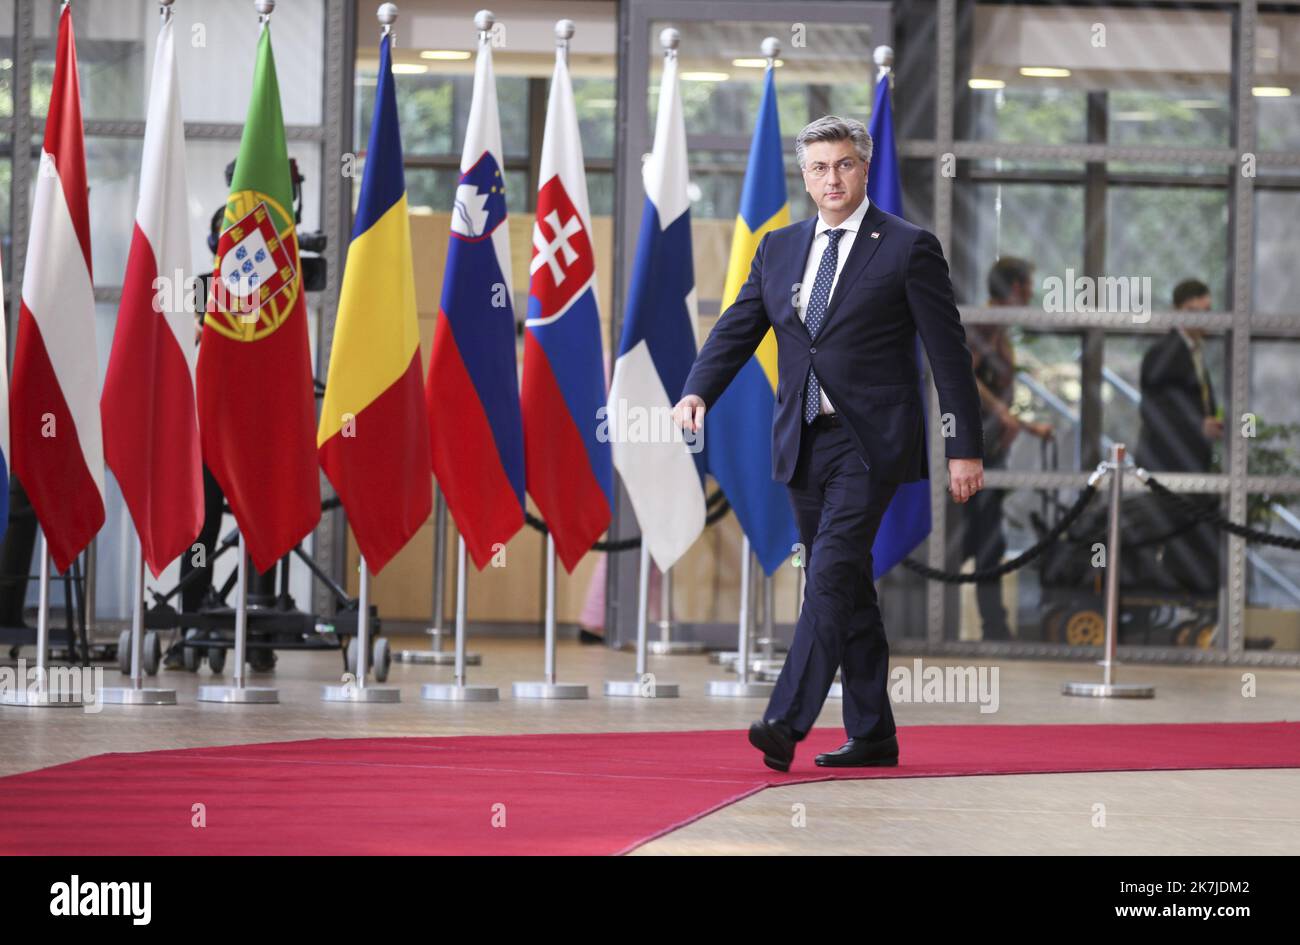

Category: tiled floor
[2, 636, 1297, 854]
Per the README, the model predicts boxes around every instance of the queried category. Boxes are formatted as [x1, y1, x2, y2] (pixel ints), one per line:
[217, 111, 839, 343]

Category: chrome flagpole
[398, 487, 477, 665]
[101, 533, 175, 705]
[647, 562, 703, 654]
[324, 554, 399, 701]
[605, 541, 679, 698]
[707, 536, 773, 697]
[198, 534, 277, 702]
[423, 536, 498, 701]
[514, 531, 588, 699]
[513, 18, 589, 702]
[1, 537, 81, 707]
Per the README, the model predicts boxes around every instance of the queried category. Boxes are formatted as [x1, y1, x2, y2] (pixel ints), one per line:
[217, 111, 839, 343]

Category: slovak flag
[11, 5, 105, 574]
[521, 44, 613, 572]
[426, 26, 525, 569]
[607, 47, 705, 570]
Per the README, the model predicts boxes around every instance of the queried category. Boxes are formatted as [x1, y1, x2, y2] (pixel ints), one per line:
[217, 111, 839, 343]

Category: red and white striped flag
[11, 4, 104, 574]
[102, 6, 202, 577]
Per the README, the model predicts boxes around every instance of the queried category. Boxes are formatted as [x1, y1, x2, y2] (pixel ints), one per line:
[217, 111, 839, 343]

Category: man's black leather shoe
[814, 734, 899, 767]
[748, 719, 798, 772]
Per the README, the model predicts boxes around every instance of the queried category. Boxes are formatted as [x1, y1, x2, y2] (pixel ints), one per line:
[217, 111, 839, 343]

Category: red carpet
[1, 722, 1297, 855]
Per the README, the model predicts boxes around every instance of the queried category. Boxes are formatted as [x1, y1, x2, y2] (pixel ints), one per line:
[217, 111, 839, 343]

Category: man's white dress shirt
[795, 195, 872, 415]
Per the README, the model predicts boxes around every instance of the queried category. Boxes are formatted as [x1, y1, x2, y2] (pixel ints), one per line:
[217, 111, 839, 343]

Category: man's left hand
[948, 458, 984, 504]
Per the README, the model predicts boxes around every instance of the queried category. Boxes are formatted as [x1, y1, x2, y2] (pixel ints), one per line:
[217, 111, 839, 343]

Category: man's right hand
[673, 394, 707, 433]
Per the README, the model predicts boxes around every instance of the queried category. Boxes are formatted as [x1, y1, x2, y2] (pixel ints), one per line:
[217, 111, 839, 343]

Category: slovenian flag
[102, 6, 203, 578]
[521, 44, 613, 572]
[867, 72, 932, 579]
[705, 65, 799, 575]
[11, 4, 105, 574]
[319, 28, 432, 574]
[426, 24, 525, 569]
[607, 47, 705, 571]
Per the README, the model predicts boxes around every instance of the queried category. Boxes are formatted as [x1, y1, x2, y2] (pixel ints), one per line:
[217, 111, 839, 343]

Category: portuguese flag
[196, 21, 319, 573]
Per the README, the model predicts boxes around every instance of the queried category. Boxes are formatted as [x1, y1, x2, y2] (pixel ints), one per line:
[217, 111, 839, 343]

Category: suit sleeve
[681, 232, 773, 409]
[905, 229, 985, 460]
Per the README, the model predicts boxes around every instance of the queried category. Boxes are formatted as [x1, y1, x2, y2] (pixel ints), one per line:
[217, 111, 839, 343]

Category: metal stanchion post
[707, 537, 774, 697]
[1064, 443, 1154, 699]
[101, 536, 176, 705]
[198, 535, 278, 703]
[422, 536, 498, 701]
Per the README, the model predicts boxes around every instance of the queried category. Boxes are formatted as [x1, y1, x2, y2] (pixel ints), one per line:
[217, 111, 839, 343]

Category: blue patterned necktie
[803, 228, 844, 424]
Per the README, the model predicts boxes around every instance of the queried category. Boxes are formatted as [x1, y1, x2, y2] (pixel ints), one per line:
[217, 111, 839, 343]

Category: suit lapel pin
[870, 231, 880, 239]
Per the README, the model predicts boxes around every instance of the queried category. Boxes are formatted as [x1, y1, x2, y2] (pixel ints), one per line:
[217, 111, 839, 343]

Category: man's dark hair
[1172, 279, 1211, 309]
[987, 256, 1034, 303]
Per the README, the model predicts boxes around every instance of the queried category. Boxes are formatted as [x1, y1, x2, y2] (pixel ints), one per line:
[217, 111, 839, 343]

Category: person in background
[963, 257, 1054, 640]
[1135, 279, 1221, 473]
[1134, 279, 1222, 602]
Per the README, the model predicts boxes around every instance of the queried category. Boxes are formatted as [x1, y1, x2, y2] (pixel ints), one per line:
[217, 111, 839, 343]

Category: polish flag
[102, 8, 201, 577]
[10, 4, 104, 574]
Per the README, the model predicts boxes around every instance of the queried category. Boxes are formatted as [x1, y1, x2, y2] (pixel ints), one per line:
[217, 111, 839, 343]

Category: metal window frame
[599, 0, 1300, 666]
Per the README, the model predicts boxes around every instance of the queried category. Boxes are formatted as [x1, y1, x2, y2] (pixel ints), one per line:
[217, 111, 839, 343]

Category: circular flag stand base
[646, 640, 706, 656]
[396, 649, 480, 666]
[706, 680, 774, 698]
[100, 687, 176, 706]
[321, 684, 400, 703]
[1062, 681, 1155, 699]
[422, 683, 498, 702]
[0, 689, 83, 708]
[197, 685, 279, 704]
[603, 679, 680, 698]
[512, 681, 588, 700]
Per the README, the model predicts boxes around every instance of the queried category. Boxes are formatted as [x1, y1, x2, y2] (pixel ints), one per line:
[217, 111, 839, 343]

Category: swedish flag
[705, 67, 799, 575]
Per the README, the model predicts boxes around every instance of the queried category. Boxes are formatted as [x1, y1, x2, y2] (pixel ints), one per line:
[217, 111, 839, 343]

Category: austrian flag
[11, 5, 105, 574]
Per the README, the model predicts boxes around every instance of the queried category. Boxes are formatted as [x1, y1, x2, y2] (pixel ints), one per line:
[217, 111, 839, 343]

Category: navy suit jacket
[682, 200, 984, 484]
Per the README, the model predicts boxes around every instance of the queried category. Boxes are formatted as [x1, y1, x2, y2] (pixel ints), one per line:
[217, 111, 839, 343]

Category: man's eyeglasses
[802, 158, 861, 179]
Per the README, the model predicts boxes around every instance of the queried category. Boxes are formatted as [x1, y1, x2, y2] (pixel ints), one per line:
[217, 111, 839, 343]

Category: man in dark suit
[1134, 279, 1222, 598]
[673, 116, 985, 771]
[1135, 280, 1221, 473]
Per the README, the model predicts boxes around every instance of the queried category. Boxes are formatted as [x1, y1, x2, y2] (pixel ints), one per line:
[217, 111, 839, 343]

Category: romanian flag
[318, 30, 431, 574]
[196, 20, 320, 574]
[705, 66, 798, 575]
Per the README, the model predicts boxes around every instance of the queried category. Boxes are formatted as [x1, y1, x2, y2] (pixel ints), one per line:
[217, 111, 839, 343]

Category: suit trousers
[765, 418, 900, 741]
